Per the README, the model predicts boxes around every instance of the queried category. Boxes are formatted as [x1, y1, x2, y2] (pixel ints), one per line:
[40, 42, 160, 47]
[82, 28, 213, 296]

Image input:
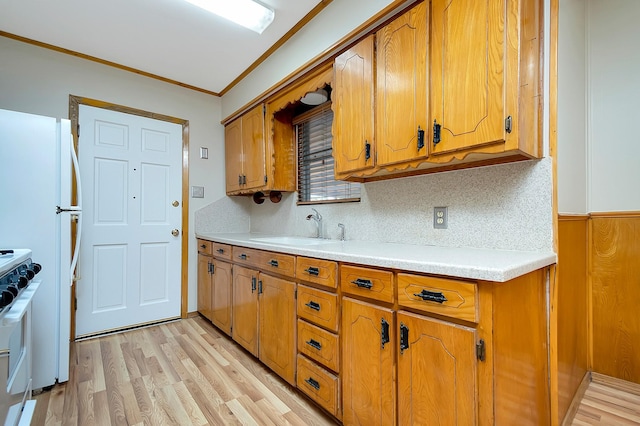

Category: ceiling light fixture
[183, 0, 275, 34]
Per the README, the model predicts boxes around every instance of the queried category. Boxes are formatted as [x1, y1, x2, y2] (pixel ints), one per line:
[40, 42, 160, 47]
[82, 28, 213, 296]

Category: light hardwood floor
[571, 373, 640, 425]
[32, 316, 337, 426]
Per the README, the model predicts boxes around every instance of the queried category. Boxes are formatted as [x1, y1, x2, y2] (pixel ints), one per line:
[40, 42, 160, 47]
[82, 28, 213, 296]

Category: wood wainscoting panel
[556, 215, 589, 424]
[591, 214, 640, 384]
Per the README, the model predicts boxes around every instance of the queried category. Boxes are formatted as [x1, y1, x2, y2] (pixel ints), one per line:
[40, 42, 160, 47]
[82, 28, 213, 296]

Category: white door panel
[76, 105, 182, 337]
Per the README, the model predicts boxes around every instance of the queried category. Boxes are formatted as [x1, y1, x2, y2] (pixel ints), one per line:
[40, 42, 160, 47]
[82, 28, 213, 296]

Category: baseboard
[561, 371, 591, 426]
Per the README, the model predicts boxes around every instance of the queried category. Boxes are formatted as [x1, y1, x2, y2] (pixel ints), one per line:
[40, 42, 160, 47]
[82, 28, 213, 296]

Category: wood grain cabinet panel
[397, 310, 477, 426]
[212, 243, 232, 261]
[259, 274, 296, 385]
[397, 273, 478, 322]
[297, 285, 339, 332]
[210, 259, 232, 336]
[232, 265, 259, 356]
[342, 298, 395, 425]
[257, 251, 296, 279]
[297, 319, 340, 372]
[332, 34, 376, 175]
[197, 252, 212, 320]
[340, 264, 394, 303]
[197, 239, 213, 256]
[297, 354, 340, 418]
[296, 257, 338, 289]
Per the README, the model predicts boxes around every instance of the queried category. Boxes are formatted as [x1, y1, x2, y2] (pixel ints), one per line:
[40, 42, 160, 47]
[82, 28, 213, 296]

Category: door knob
[171, 229, 179, 236]
[172, 200, 179, 207]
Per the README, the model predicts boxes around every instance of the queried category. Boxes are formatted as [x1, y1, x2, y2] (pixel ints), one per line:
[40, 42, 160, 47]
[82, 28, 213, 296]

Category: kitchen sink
[250, 236, 336, 246]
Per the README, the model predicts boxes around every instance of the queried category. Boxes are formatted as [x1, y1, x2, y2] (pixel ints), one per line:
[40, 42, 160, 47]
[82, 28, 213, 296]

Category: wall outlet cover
[191, 186, 205, 198]
[434, 206, 448, 229]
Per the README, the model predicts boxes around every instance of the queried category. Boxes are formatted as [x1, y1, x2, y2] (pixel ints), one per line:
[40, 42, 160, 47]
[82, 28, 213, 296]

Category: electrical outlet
[434, 207, 448, 229]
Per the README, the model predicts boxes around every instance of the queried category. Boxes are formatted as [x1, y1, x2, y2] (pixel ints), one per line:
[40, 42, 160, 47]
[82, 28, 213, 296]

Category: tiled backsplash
[196, 157, 554, 252]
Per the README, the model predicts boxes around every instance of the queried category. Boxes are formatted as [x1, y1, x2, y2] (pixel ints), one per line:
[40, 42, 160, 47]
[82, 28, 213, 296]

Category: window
[294, 102, 360, 204]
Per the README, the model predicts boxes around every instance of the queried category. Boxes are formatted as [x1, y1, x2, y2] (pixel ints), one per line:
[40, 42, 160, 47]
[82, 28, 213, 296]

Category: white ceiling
[0, 0, 322, 94]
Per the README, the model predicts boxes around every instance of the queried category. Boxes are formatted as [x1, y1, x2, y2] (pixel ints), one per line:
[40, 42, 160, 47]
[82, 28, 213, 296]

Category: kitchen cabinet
[224, 104, 266, 194]
[230, 247, 297, 385]
[342, 297, 395, 425]
[397, 310, 477, 425]
[197, 251, 212, 320]
[210, 259, 232, 336]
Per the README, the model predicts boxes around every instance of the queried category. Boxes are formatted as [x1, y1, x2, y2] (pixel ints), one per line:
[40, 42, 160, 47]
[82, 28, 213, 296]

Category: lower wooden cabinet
[232, 265, 259, 356]
[397, 310, 477, 426]
[210, 259, 232, 336]
[197, 253, 212, 320]
[297, 354, 340, 417]
[341, 297, 395, 425]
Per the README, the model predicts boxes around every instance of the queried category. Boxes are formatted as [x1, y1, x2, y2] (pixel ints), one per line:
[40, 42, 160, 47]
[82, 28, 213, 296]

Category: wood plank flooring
[32, 316, 337, 426]
[571, 373, 640, 425]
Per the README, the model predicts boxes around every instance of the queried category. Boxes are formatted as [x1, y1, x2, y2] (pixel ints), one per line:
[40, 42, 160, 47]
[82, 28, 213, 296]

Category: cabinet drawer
[212, 243, 232, 261]
[297, 285, 339, 332]
[259, 251, 296, 278]
[297, 319, 339, 372]
[296, 257, 338, 289]
[231, 246, 262, 268]
[297, 354, 339, 418]
[197, 239, 212, 256]
[397, 273, 478, 322]
[340, 264, 394, 303]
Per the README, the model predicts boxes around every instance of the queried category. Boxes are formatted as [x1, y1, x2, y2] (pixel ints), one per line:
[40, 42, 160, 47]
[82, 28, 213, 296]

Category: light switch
[191, 186, 204, 198]
[200, 147, 208, 159]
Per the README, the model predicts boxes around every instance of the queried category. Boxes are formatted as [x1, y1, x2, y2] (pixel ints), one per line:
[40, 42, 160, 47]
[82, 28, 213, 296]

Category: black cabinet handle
[413, 289, 447, 304]
[400, 322, 409, 354]
[251, 277, 257, 293]
[305, 301, 321, 311]
[351, 278, 373, 289]
[238, 253, 247, 260]
[304, 377, 320, 391]
[381, 318, 389, 349]
[217, 248, 224, 254]
[306, 339, 322, 350]
[258, 280, 263, 295]
[305, 266, 320, 276]
[268, 259, 279, 268]
[200, 244, 206, 249]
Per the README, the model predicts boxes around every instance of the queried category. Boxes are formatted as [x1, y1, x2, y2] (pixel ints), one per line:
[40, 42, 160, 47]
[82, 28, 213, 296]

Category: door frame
[69, 95, 190, 339]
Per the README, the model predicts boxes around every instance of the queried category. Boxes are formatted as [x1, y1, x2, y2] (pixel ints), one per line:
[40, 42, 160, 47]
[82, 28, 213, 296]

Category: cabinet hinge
[294, 289, 297, 299]
[476, 339, 486, 362]
[433, 120, 441, 146]
[505, 115, 512, 134]
[264, 175, 268, 184]
[263, 104, 266, 116]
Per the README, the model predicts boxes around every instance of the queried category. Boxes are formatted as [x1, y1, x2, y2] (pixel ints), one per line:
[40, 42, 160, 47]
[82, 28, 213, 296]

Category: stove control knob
[6, 285, 18, 297]
[0, 290, 13, 308]
[32, 263, 42, 274]
[17, 276, 28, 289]
[23, 269, 35, 280]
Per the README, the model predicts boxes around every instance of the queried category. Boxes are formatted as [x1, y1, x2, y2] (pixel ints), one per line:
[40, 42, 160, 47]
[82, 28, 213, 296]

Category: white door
[75, 105, 182, 338]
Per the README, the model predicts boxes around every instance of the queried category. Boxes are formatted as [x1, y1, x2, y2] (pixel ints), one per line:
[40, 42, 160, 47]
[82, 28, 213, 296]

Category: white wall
[558, 0, 640, 213]
[221, 0, 395, 118]
[0, 36, 226, 312]
[557, 0, 587, 214]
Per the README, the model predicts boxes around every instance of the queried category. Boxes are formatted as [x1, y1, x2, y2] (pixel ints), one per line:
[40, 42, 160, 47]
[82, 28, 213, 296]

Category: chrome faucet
[306, 208, 323, 238]
[338, 223, 345, 241]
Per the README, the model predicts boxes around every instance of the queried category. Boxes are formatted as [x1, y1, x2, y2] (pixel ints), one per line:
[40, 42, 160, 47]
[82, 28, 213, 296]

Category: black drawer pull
[238, 253, 247, 260]
[305, 377, 320, 391]
[217, 248, 224, 254]
[305, 266, 320, 276]
[200, 244, 206, 249]
[351, 278, 373, 289]
[306, 339, 322, 350]
[269, 259, 279, 268]
[305, 301, 321, 311]
[413, 289, 447, 304]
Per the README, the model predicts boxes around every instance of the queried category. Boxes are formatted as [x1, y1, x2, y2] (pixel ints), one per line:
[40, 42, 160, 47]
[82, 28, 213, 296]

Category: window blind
[295, 103, 360, 204]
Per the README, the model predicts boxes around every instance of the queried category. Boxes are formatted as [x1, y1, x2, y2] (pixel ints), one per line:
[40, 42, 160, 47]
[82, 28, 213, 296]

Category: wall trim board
[589, 211, 640, 218]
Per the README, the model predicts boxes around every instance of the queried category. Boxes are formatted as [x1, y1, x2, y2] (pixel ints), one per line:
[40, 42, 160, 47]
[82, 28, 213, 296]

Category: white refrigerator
[0, 108, 80, 389]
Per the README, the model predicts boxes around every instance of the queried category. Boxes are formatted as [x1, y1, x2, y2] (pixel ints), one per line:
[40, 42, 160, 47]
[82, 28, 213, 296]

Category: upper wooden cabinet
[375, 2, 428, 168]
[332, 0, 541, 181]
[225, 104, 266, 193]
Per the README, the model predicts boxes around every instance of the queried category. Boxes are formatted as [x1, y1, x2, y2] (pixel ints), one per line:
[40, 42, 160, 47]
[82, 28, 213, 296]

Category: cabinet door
[333, 34, 375, 175]
[375, 2, 428, 167]
[430, 0, 505, 155]
[397, 311, 477, 425]
[342, 298, 395, 425]
[259, 274, 296, 385]
[242, 104, 266, 190]
[232, 265, 259, 356]
[224, 117, 243, 193]
[197, 254, 212, 320]
[211, 259, 232, 336]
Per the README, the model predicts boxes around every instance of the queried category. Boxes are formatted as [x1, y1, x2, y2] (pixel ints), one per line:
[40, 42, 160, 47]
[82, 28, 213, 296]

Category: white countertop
[196, 233, 556, 282]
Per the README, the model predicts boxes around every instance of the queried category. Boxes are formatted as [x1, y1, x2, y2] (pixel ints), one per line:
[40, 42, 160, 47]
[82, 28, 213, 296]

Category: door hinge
[476, 339, 486, 362]
[505, 116, 512, 134]
[264, 175, 267, 184]
[74, 297, 78, 311]
[77, 124, 80, 138]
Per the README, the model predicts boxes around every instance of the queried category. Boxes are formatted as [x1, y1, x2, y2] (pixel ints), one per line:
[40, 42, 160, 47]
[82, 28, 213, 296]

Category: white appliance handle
[70, 140, 82, 282]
